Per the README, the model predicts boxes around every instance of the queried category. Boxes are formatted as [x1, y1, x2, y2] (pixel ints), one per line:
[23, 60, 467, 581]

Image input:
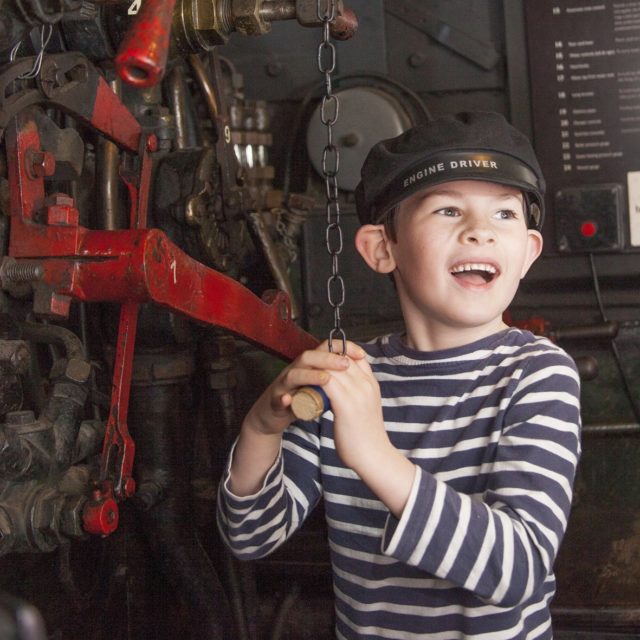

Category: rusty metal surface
[3, 54, 317, 539]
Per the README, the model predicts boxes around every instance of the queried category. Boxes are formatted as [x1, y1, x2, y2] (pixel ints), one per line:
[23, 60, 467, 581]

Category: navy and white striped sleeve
[380, 346, 581, 607]
[217, 419, 323, 560]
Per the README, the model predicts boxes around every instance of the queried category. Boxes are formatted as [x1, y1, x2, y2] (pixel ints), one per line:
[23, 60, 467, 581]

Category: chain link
[317, 0, 346, 355]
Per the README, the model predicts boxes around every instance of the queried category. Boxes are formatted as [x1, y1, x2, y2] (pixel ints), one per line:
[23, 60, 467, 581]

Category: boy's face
[358, 179, 543, 348]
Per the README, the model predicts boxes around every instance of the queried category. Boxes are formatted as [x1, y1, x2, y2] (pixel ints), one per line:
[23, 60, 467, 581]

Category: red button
[581, 221, 597, 237]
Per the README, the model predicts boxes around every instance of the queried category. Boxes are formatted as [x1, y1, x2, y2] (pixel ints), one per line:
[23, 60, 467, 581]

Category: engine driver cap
[355, 111, 546, 229]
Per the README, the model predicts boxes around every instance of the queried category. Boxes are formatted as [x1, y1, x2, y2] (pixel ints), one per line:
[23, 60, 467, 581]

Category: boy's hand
[320, 347, 391, 473]
[236, 339, 415, 516]
[242, 340, 366, 437]
[320, 345, 416, 519]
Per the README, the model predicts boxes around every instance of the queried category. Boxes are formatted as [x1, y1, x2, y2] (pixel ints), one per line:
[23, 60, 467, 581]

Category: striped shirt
[218, 328, 581, 639]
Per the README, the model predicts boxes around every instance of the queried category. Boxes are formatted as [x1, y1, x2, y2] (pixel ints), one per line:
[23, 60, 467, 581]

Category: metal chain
[317, 0, 346, 355]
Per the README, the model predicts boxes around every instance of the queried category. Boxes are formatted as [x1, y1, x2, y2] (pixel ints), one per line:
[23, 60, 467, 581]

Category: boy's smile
[450, 260, 499, 286]
[357, 180, 543, 351]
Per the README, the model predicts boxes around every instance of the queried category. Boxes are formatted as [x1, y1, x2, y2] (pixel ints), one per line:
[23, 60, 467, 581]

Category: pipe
[0, 323, 91, 475]
[582, 422, 640, 436]
[166, 63, 201, 149]
[201, 336, 253, 639]
[247, 212, 301, 320]
[21, 323, 85, 360]
[22, 323, 89, 468]
[259, 1, 296, 22]
[129, 376, 235, 639]
[552, 607, 640, 630]
[551, 321, 619, 341]
[96, 77, 123, 231]
[188, 54, 219, 121]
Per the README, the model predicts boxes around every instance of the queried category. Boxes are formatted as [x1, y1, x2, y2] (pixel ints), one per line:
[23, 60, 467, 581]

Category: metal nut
[232, 0, 270, 35]
[46, 203, 80, 227]
[25, 149, 56, 180]
[59, 494, 88, 538]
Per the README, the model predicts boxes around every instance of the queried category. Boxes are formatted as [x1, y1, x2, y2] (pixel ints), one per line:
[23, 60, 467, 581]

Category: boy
[217, 112, 581, 639]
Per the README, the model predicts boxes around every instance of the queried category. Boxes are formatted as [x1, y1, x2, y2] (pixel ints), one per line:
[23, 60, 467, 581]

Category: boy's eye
[494, 209, 518, 220]
[435, 207, 460, 217]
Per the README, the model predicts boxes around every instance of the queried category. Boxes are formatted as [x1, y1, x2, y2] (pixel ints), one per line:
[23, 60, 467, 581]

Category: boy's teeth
[451, 263, 497, 274]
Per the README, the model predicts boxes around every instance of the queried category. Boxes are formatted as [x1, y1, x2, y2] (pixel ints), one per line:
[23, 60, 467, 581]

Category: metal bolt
[25, 149, 56, 179]
[408, 52, 427, 68]
[33, 288, 72, 319]
[339, 132, 360, 148]
[46, 193, 75, 207]
[123, 477, 136, 498]
[146, 134, 158, 152]
[1, 261, 43, 283]
[43, 193, 79, 228]
[46, 204, 79, 227]
[266, 61, 283, 77]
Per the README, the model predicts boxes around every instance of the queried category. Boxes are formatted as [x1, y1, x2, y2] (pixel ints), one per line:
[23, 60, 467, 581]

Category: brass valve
[173, 0, 355, 53]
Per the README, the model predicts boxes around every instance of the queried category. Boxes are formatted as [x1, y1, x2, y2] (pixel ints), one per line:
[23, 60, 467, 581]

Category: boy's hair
[355, 112, 546, 230]
[382, 206, 399, 243]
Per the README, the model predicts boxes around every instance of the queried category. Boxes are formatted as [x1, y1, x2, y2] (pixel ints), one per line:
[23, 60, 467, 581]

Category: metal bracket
[385, 1, 500, 71]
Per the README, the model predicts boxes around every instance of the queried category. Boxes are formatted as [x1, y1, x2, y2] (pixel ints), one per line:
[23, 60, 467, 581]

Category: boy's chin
[450, 315, 508, 333]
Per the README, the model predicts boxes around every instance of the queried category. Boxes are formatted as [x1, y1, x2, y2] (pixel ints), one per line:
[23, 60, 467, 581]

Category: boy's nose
[460, 220, 496, 245]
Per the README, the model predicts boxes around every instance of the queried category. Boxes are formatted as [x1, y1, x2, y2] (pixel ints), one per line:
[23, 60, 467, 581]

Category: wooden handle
[291, 385, 330, 421]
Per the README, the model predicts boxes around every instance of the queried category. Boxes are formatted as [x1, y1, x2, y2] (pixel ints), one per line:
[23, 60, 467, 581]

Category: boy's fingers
[315, 340, 366, 359]
[297, 349, 351, 371]
[351, 352, 374, 374]
[346, 342, 367, 359]
[277, 367, 330, 395]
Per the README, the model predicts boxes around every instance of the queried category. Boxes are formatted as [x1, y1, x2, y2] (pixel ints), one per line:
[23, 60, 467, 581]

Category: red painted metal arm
[4, 62, 318, 536]
[36, 227, 319, 361]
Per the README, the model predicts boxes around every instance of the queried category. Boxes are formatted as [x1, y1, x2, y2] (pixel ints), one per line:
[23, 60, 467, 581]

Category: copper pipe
[188, 54, 219, 121]
[248, 212, 301, 320]
[166, 64, 200, 150]
[97, 77, 122, 230]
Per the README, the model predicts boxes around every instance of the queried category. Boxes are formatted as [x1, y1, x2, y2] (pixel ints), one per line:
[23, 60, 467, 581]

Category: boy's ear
[354, 224, 396, 274]
[520, 229, 544, 278]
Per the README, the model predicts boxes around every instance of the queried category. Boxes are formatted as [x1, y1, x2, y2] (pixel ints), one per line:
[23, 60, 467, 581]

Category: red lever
[115, 0, 177, 87]
[331, 7, 358, 40]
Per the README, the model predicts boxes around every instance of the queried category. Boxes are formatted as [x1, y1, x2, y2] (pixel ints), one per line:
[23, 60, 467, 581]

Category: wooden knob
[291, 386, 330, 421]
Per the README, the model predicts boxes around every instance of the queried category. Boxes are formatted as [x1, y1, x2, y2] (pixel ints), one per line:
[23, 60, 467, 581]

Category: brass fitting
[173, 0, 235, 52]
[173, 0, 352, 53]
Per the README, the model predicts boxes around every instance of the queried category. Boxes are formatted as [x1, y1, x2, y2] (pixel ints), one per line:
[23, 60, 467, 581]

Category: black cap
[355, 112, 546, 229]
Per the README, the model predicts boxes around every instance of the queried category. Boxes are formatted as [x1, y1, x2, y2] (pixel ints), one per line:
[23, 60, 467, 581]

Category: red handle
[330, 7, 358, 40]
[115, 0, 177, 88]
